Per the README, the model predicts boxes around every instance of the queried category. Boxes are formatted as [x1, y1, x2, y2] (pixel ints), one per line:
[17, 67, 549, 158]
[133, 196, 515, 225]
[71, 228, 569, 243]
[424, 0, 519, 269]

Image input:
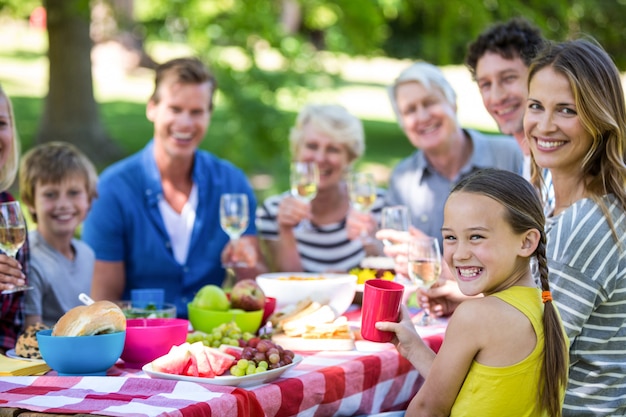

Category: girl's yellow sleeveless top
[450, 286, 564, 417]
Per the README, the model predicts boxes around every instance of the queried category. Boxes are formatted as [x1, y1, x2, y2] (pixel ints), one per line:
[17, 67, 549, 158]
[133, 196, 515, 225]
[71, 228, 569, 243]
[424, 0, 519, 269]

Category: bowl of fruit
[188, 280, 266, 335]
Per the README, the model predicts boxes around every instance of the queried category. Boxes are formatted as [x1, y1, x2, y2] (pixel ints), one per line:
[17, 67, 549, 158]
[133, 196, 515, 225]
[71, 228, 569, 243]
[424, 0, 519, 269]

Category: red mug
[361, 279, 404, 342]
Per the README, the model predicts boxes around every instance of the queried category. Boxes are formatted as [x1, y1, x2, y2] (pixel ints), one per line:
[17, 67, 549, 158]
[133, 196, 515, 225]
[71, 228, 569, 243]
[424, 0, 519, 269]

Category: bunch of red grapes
[241, 337, 295, 370]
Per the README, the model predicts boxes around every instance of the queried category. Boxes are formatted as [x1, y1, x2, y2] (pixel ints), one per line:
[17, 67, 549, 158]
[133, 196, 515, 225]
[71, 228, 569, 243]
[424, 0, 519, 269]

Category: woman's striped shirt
[256, 190, 385, 273]
[546, 194, 626, 416]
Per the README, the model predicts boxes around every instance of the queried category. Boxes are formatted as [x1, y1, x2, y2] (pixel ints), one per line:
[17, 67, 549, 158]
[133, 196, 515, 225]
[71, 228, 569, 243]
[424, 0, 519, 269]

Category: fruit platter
[143, 328, 300, 387]
[142, 281, 300, 387]
[142, 337, 302, 387]
[143, 354, 302, 388]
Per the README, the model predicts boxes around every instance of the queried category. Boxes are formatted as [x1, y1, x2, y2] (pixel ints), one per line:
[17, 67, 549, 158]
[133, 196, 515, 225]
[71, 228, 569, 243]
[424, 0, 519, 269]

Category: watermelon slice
[190, 341, 216, 378]
[151, 343, 235, 378]
[184, 353, 199, 377]
[153, 343, 192, 374]
[204, 346, 236, 376]
[219, 345, 243, 361]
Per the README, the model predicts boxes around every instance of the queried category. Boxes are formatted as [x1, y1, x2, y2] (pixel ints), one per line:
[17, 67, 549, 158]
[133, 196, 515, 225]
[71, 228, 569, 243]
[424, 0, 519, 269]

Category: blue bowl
[37, 329, 126, 376]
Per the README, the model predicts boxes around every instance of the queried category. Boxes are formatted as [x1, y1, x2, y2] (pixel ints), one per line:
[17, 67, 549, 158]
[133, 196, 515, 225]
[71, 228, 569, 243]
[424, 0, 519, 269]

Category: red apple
[230, 279, 266, 311]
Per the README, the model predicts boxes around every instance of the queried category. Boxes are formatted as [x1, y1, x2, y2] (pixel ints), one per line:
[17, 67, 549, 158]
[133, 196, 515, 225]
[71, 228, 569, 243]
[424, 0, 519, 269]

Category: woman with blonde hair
[256, 103, 385, 272]
[0, 84, 30, 354]
[524, 38, 626, 416]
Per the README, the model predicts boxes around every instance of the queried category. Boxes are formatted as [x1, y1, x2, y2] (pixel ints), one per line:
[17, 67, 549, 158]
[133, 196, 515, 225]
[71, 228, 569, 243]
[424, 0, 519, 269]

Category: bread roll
[52, 300, 126, 336]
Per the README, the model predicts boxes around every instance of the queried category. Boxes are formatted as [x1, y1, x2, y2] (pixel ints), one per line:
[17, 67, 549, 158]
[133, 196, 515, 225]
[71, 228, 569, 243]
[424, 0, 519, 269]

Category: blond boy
[19, 142, 98, 328]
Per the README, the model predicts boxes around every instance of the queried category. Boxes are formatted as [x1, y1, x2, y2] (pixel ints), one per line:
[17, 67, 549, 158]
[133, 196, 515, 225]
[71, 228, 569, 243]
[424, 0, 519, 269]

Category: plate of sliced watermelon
[142, 344, 303, 388]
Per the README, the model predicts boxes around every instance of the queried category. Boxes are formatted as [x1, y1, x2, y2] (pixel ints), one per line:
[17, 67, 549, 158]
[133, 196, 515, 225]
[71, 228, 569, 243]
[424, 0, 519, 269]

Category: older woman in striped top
[256, 104, 385, 273]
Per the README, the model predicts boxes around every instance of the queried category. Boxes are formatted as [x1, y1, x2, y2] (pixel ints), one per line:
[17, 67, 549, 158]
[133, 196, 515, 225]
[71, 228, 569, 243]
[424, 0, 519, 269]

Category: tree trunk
[38, 0, 123, 166]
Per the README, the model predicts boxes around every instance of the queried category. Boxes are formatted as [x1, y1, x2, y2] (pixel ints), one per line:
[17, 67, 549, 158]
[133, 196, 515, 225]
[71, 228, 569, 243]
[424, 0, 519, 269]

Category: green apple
[193, 285, 230, 311]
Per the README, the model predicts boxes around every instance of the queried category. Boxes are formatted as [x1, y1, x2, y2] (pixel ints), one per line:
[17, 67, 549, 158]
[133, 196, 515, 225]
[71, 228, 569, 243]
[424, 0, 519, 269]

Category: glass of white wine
[290, 161, 319, 231]
[0, 201, 31, 294]
[407, 236, 442, 326]
[348, 172, 377, 242]
[380, 205, 409, 246]
[219, 193, 249, 267]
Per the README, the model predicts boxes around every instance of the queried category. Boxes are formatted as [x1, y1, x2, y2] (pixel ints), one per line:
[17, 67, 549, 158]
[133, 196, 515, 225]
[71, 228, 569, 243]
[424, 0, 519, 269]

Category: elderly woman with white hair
[373, 61, 524, 250]
[256, 104, 385, 273]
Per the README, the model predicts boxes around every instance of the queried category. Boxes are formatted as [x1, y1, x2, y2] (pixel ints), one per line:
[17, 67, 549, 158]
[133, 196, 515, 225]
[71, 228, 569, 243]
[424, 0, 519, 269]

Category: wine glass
[0, 201, 31, 294]
[290, 161, 319, 230]
[407, 236, 442, 326]
[348, 172, 377, 242]
[219, 193, 249, 267]
[380, 205, 409, 246]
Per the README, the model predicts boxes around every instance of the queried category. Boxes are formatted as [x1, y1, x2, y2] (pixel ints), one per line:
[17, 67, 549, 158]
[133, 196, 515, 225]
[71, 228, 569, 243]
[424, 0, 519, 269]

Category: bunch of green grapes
[229, 358, 269, 376]
[187, 322, 255, 348]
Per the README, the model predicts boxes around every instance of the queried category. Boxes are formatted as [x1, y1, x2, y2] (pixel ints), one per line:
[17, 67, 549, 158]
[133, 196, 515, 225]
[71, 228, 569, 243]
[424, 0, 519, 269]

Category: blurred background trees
[1, 0, 625, 193]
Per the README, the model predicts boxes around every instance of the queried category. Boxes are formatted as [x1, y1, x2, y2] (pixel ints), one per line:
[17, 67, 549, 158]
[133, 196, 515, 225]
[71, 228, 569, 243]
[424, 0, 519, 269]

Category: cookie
[15, 322, 49, 359]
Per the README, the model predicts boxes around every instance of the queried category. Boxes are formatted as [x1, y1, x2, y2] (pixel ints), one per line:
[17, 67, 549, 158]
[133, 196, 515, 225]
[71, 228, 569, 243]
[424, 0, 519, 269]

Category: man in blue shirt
[83, 57, 267, 318]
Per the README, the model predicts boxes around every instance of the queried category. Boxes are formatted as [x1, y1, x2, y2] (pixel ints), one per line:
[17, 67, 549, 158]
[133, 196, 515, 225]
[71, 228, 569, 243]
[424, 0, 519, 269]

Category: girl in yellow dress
[377, 168, 568, 417]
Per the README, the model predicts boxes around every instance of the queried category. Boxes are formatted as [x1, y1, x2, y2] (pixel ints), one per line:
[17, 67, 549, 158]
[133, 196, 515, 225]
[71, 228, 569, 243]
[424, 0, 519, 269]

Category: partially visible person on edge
[524, 38, 626, 416]
[0, 85, 29, 354]
[377, 169, 568, 417]
[82, 57, 268, 319]
[354, 61, 523, 294]
[256, 104, 385, 272]
[19, 142, 98, 328]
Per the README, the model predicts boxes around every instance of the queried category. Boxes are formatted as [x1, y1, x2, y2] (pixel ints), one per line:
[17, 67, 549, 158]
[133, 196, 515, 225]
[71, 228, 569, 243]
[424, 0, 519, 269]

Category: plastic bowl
[121, 318, 189, 368]
[256, 273, 357, 316]
[115, 301, 177, 318]
[187, 303, 263, 334]
[37, 329, 125, 376]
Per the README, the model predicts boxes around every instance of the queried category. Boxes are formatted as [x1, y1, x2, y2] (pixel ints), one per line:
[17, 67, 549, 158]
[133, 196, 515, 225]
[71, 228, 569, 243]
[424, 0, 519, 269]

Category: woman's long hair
[0, 85, 20, 191]
[528, 39, 626, 242]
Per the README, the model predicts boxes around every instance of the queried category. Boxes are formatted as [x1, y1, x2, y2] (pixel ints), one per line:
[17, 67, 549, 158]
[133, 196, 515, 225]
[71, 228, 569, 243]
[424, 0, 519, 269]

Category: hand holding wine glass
[348, 172, 377, 242]
[220, 194, 250, 267]
[380, 205, 409, 246]
[290, 161, 319, 230]
[407, 236, 442, 326]
[0, 201, 31, 294]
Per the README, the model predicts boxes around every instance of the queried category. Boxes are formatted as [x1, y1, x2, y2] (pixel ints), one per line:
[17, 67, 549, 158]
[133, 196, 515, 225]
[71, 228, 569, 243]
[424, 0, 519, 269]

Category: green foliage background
[3, 0, 626, 198]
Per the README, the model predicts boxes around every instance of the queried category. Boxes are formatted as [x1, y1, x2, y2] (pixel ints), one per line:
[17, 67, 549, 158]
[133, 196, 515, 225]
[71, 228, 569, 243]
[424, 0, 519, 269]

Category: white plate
[142, 354, 302, 388]
[6, 349, 45, 363]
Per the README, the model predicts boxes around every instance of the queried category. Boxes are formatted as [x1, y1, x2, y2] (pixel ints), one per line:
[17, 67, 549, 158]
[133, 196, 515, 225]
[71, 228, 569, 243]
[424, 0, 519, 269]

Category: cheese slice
[283, 305, 336, 337]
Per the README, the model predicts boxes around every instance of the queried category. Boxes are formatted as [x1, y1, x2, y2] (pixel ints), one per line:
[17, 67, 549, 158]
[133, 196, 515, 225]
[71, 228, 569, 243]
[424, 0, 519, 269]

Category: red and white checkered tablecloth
[0, 314, 446, 417]
[0, 374, 260, 417]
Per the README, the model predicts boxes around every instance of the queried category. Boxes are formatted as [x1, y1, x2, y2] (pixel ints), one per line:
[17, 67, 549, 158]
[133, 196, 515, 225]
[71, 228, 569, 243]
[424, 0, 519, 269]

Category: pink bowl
[121, 318, 189, 368]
